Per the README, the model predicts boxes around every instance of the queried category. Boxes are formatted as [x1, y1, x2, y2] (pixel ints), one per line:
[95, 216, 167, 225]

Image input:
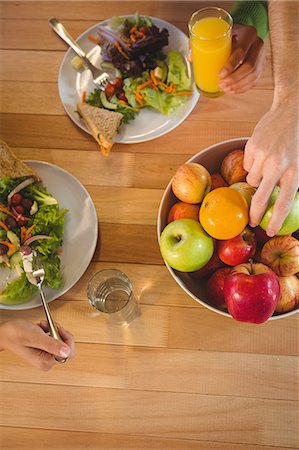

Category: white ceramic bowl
[157, 137, 299, 321]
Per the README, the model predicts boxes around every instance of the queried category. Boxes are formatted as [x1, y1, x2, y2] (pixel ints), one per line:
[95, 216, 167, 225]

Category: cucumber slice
[154, 59, 168, 83]
[100, 91, 117, 110]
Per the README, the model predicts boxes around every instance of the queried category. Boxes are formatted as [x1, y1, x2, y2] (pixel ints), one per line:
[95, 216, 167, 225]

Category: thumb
[29, 331, 71, 359]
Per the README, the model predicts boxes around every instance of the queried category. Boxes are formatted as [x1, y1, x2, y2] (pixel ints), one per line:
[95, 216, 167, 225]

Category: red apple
[229, 182, 256, 207]
[224, 262, 280, 324]
[276, 275, 299, 313]
[220, 149, 248, 185]
[190, 248, 225, 279]
[254, 226, 272, 247]
[206, 267, 231, 309]
[167, 202, 200, 224]
[172, 163, 211, 204]
[261, 236, 299, 276]
[211, 172, 228, 190]
[217, 227, 257, 266]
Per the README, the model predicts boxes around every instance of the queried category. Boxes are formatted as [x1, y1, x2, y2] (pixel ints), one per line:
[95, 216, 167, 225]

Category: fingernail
[249, 222, 257, 228]
[218, 81, 226, 88]
[266, 229, 275, 237]
[219, 69, 228, 78]
[59, 346, 70, 358]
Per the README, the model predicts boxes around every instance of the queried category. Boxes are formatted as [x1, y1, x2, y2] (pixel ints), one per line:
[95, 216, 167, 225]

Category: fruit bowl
[157, 137, 299, 321]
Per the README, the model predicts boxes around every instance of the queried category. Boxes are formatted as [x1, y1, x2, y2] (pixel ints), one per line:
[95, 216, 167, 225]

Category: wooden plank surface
[0, 1, 298, 449]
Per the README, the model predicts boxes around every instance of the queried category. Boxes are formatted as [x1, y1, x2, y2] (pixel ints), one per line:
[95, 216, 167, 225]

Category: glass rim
[188, 7, 233, 41]
[87, 268, 132, 300]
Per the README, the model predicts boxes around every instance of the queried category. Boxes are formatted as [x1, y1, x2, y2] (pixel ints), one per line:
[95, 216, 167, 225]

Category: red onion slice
[23, 235, 52, 246]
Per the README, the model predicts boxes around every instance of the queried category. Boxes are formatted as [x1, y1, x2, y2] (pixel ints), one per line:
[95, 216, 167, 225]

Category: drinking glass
[87, 269, 140, 325]
[189, 7, 233, 97]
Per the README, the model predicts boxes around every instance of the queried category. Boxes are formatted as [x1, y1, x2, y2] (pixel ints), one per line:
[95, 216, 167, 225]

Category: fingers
[219, 37, 264, 93]
[219, 25, 258, 78]
[266, 176, 298, 236]
[17, 346, 57, 372]
[29, 322, 71, 359]
[39, 320, 75, 358]
[249, 176, 280, 227]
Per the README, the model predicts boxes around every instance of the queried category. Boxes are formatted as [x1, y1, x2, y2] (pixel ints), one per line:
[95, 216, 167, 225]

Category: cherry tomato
[118, 92, 128, 103]
[17, 217, 28, 227]
[105, 83, 116, 99]
[139, 26, 150, 35]
[21, 198, 34, 211]
[112, 77, 124, 91]
[5, 216, 18, 229]
[10, 193, 22, 206]
[14, 205, 25, 215]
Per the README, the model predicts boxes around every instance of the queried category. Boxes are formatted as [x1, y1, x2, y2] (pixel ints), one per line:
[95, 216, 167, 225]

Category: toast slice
[0, 139, 41, 181]
[77, 103, 123, 156]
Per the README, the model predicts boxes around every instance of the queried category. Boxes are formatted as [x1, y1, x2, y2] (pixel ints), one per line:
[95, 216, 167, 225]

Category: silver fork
[32, 264, 68, 363]
[49, 16, 109, 90]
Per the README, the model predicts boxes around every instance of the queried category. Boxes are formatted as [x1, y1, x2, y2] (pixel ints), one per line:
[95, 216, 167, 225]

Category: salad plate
[0, 161, 98, 310]
[58, 16, 200, 144]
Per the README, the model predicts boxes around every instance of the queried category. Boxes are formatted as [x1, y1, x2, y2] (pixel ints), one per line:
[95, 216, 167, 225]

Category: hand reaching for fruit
[159, 148, 299, 323]
[244, 101, 299, 237]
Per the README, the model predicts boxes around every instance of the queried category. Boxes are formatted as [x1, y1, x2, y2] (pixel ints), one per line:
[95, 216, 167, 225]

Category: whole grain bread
[77, 103, 123, 156]
[0, 139, 41, 181]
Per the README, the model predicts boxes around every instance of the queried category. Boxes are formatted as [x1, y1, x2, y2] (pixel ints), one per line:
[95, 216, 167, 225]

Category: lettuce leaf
[40, 254, 62, 289]
[32, 205, 68, 256]
[0, 177, 26, 203]
[167, 51, 191, 91]
[0, 271, 38, 305]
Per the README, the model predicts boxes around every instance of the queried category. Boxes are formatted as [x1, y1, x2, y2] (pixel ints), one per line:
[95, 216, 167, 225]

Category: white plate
[58, 16, 200, 144]
[0, 161, 98, 310]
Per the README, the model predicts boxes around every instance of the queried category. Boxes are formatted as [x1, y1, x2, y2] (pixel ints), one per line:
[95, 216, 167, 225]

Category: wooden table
[0, 1, 298, 449]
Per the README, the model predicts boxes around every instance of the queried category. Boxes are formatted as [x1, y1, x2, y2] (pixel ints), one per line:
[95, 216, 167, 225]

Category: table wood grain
[0, 1, 298, 449]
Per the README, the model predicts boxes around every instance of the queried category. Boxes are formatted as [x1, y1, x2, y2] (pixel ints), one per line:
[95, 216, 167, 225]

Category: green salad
[76, 14, 192, 122]
[0, 177, 67, 305]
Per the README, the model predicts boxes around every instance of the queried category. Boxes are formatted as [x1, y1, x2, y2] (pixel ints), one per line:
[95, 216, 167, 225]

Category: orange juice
[190, 14, 232, 95]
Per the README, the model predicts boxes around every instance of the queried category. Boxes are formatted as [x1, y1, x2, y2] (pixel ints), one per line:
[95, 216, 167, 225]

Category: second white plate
[0, 161, 98, 310]
[58, 16, 200, 144]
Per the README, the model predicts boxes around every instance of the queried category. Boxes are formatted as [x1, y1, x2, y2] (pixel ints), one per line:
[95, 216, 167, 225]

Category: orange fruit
[199, 187, 249, 240]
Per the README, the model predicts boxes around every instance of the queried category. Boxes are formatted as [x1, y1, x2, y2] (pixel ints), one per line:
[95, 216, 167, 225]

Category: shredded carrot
[136, 80, 152, 92]
[157, 81, 168, 89]
[114, 41, 129, 60]
[21, 226, 26, 243]
[174, 91, 193, 96]
[150, 70, 158, 86]
[134, 30, 145, 38]
[0, 220, 8, 231]
[135, 96, 144, 105]
[0, 204, 14, 217]
[23, 224, 35, 242]
[130, 26, 137, 34]
[82, 91, 86, 103]
[130, 33, 137, 43]
[0, 240, 15, 255]
[87, 35, 100, 44]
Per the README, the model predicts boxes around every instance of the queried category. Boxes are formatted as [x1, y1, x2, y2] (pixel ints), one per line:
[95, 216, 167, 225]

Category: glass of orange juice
[189, 7, 233, 98]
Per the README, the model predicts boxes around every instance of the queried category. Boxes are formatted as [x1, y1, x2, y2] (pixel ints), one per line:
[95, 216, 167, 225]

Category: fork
[49, 16, 109, 90]
[32, 264, 68, 363]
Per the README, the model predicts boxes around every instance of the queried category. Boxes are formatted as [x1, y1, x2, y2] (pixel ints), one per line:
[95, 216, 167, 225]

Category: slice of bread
[0, 139, 41, 181]
[77, 103, 123, 156]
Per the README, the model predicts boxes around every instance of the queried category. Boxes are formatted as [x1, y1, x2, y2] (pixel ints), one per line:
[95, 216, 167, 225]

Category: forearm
[268, 1, 299, 106]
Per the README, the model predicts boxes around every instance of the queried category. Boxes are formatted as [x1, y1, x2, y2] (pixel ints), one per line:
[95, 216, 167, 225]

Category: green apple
[159, 218, 214, 272]
[260, 187, 299, 235]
